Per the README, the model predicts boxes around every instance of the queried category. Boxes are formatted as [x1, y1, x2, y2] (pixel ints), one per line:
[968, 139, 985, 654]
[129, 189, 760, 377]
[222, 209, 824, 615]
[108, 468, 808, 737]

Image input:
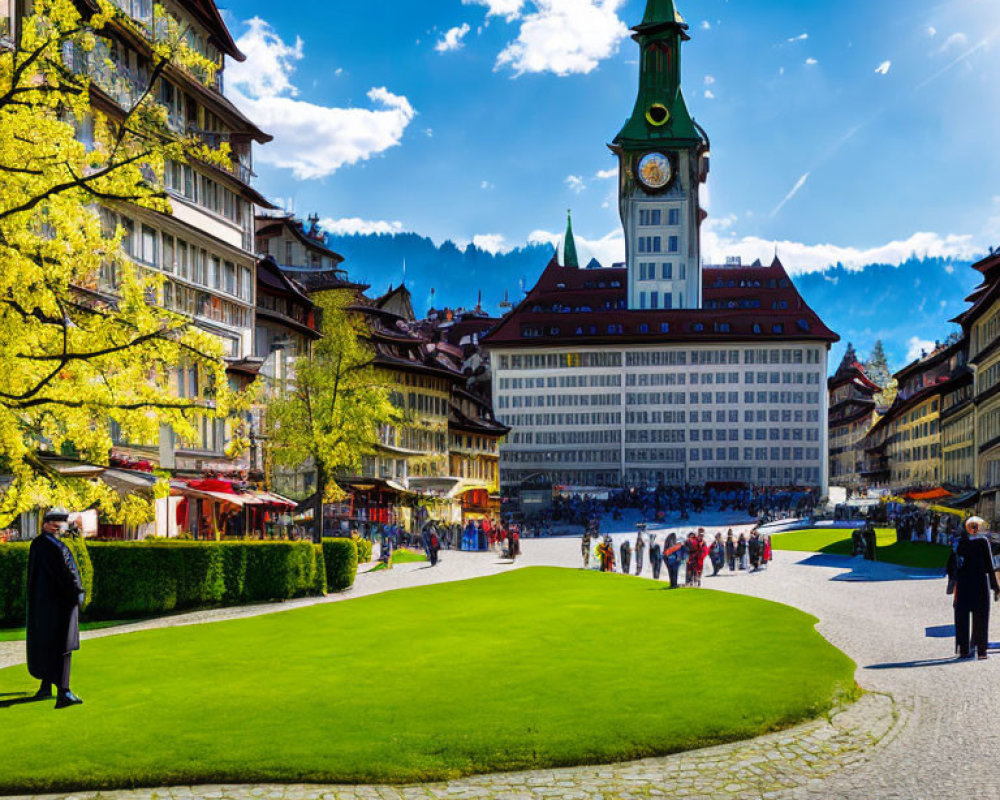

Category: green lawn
[0, 567, 857, 793]
[367, 547, 428, 571]
[772, 528, 950, 569]
[0, 619, 129, 643]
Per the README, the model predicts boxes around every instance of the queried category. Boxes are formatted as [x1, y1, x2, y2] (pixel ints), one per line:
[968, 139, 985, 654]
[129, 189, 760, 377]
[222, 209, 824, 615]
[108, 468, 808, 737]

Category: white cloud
[473, 233, 512, 254]
[463, 0, 525, 20]
[704, 74, 716, 85]
[771, 172, 810, 217]
[906, 336, 937, 363]
[701, 226, 983, 276]
[227, 17, 303, 98]
[227, 19, 415, 180]
[566, 174, 586, 193]
[927, 26, 937, 37]
[701, 20, 711, 30]
[594, 168, 617, 179]
[704, 89, 716, 99]
[481, 180, 495, 190]
[875, 60, 891, 75]
[939, 32, 968, 54]
[495, 0, 630, 77]
[788, 33, 809, 42]
[805, 57, 818, 65]
[436, 23, 471, 52]
[528, 227, 625, 267]
[319, 217, 404, 236]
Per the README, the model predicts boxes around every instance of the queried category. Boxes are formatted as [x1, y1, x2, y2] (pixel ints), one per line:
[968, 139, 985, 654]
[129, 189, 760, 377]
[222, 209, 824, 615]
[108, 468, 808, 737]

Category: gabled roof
[255, 214, 345, 265]
[482, 255, 838, 348]
[178, 0, 246, 62]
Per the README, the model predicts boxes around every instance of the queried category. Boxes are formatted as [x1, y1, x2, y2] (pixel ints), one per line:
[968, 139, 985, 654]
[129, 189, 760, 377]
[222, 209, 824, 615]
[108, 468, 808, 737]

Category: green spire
[563, 209, 579, 268]
[614, 0, 700, 149]
[639, 0, 684, 29]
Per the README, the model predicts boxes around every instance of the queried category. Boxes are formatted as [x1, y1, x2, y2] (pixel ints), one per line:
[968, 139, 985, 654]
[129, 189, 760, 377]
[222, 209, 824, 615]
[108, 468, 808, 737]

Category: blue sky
[223, 0, 1000, 274]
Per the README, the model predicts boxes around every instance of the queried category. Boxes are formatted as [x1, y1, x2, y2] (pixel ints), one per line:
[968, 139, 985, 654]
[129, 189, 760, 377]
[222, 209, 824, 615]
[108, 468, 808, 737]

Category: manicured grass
[0, 567, 857, 793]
[0, 619, 129, 642]
[772, 528, 950, 569]
[368, 547, 428, 571]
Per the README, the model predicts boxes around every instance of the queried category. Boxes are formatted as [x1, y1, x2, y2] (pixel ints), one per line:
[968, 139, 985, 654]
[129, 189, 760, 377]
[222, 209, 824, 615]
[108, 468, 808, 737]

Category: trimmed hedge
[0, 539, 331, 626]
[0, 538, 92, 627]
[322, 538, 359, 592]
[355, 538, 373, 563]
[0, 543, 30, 628]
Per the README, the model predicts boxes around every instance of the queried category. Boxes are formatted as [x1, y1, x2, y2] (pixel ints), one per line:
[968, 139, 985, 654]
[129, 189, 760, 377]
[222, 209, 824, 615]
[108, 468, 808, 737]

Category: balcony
[63, 40, 147, 110]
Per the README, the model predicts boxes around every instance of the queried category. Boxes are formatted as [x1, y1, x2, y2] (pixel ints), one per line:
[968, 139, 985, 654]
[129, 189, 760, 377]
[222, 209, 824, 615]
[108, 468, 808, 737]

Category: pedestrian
[709, 533, 724, 577]
[947, 516, 999, 659]
[634, 526, 646, 576]
[664, 533, 681, 589]
[429, 528, 440, 566]
[649, 536, 662, 580]
[725, 530, 736, 572]
[737, 533, 748, 571]
[619, 537, 632, 574]
[581, 529, 592, 568]
[26, 508, 86, 708]
[748, 530, 761, 572]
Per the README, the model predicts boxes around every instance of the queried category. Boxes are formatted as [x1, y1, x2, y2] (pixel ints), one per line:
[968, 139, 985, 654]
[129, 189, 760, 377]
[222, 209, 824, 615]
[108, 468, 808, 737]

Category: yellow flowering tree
[0, 0, 244, 524]
[267, 292, 399, 540]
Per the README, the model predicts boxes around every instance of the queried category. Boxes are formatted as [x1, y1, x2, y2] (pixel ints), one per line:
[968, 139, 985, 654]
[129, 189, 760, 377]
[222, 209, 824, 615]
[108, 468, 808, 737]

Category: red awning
[905, 487, 953, 501]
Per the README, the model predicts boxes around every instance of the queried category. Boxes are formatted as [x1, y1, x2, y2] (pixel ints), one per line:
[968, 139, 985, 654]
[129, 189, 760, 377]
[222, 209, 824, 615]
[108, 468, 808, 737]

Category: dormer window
[797, 319, 810, 332]
[772, 323, 784, 334]
[692, 322, 704, 332]
[753, 323, 762, 334]
[638, 323, 649, 334]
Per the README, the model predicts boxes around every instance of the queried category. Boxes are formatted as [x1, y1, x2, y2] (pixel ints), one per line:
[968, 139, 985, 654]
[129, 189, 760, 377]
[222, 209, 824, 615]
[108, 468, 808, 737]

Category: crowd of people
[583, 525, 773, 587]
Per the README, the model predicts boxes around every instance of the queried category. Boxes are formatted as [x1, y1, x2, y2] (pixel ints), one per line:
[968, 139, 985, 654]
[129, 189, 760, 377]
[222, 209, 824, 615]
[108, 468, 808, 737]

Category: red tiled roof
[481, 255, 838, 348]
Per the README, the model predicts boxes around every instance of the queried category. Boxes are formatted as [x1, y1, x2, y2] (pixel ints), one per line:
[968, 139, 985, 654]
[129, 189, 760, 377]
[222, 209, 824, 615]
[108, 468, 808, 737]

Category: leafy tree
[0, 0, 243, 523]
[266, 292, 398, 540]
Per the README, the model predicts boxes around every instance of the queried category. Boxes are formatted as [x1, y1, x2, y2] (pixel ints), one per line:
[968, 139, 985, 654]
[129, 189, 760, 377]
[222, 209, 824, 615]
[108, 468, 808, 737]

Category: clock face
[637, 152, 672, 190]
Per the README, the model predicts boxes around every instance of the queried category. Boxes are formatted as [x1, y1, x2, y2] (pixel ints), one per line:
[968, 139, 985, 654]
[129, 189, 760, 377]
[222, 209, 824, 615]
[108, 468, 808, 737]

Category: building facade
[827, 345, 882, 490]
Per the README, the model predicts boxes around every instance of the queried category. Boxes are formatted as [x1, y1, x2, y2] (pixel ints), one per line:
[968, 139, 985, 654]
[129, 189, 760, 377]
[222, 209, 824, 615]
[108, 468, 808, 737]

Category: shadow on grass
[0, 693, 48, 709]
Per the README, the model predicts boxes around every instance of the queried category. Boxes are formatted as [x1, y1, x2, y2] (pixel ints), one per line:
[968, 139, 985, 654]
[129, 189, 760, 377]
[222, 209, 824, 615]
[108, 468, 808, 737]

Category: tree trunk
[314, 460, 326, 543]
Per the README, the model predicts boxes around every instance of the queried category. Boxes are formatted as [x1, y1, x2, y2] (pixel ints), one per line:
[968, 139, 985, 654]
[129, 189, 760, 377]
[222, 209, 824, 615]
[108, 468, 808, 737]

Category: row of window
[164, 161, 248, 226]
[510, 430, 622, 445]
[99, 209, 253, 303]
[497, 412, 623, 427]
[497, 374, 622, 390]
[497, 393, 621, 409]
[498, 349, 823, 371]
[501, 447, 823, 464]
[637, 291, 676, 310]
[637, 261, 686, 281]
[637, 235, 680, 254]
[638, 208, 681, 227]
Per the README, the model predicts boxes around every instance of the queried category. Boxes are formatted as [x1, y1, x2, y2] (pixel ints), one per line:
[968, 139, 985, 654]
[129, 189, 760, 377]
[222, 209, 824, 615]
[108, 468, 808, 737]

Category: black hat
[43, 507, 70, 523]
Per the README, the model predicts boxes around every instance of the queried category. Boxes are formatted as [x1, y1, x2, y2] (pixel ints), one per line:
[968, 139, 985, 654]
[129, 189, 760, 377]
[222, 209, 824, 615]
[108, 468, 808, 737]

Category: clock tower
[611, 0, 709, 310]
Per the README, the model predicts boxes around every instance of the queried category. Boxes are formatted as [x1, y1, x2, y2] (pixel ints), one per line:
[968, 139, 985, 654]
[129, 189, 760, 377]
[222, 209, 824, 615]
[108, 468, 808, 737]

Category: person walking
[709, 533, 724, 577]
[26, 508, 86, 708]
[737, 533, 748, 571]
[634, 527, 646, 576]
[664, 533, 681, 589]
[649, 536, 662, 580]
[581, 530, 592, 568]
[429, 527, 440, 566]
[619, 538, 632, 574]
[725, 530, 736, 572]
[947, 516, 999, 659]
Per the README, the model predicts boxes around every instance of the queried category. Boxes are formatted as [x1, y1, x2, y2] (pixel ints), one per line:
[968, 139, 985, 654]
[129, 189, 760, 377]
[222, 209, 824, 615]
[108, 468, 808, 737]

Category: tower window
[679, 263, 686, 280]
[639, 209, 662, 226]
[668, 236, 680, 253]
[664, 293, 673, 310]
[638, 236, 661, 254]
[651, 291, 659, 309]
[639, 292, 648, 309]
[668, 208, 681, 226]
[661, 262, 673, 280]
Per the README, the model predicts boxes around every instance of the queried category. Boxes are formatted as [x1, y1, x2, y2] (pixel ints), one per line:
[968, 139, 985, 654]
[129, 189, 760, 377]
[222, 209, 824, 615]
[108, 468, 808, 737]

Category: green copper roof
[639, 0, 686, 29]
[614, 0, 702, 149]
[563, 210, 579, 268]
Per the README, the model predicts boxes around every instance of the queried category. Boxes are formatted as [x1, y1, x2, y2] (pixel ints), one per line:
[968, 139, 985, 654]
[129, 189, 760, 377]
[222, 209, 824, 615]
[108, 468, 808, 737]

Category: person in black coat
[619, 538, 631, 574]
[947, 516, 999, 660]
[649, 536, 662, 580]
[27, 508, 86, 708]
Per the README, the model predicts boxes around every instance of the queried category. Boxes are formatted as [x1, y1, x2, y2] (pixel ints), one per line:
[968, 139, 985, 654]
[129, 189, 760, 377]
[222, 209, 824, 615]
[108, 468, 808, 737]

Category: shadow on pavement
[865, 656, 966, 670]
[793, 553, 944, 582]
[926, 624, 956, 638]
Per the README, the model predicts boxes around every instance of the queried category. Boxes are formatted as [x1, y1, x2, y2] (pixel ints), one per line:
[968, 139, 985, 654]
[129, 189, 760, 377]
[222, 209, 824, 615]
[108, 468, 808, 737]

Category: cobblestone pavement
[3, 514, 988, 799]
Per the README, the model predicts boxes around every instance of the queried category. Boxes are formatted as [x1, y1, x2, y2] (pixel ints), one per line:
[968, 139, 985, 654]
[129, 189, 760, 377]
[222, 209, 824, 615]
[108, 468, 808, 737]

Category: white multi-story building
[485, 253, 833, 493]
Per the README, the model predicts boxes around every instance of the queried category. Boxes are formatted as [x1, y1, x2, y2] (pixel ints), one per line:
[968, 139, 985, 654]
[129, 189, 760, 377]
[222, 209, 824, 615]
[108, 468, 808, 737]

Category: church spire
[638, 0, 685, 30]
[563, 209, 579, 268]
